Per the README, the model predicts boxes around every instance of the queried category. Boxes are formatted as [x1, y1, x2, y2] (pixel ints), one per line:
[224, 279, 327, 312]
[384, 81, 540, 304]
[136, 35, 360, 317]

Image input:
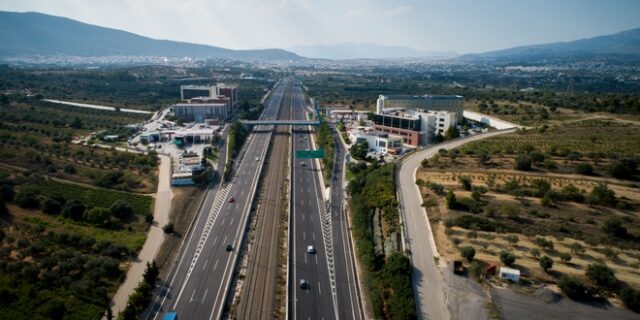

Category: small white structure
[349, 130, 404, 154]
[499, 267, 520, 282]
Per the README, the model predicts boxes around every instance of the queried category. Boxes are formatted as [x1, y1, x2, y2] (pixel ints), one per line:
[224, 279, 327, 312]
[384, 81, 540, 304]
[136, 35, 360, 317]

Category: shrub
[559, 253, 572, 263]
[515, 154, 532, 171]
[110, 200, 134, 220]
[500, 250, 516, 266]
[586, 263, 617, 288]
[570, 242, 586, 255]
[530, 248, 541, 258]
[14, 189, 40, 209]
[539, 255, 553, 272]
[559, 275, 589, 300]
[84, 207, 112, 226]
[534, 237, 554, 251]
[458, 176, 472, 191]
[454, 215, 502, 232]
[608, 158, 638, 179]
[445, 190, 457, 209]
[63, 164, 77, 175]
[543, 159, 557, 169]
[620, 287, 640, 313]
[587, 183, 616, 207]
[575, 163, 594, 175]
[62, 199, 86, 220]
[602, 217, 628, 238]
[500, 203, 521, 219]
[460, 246, 476, 262]
[42, 198, 62, 215]
[162, 222, 174, 234]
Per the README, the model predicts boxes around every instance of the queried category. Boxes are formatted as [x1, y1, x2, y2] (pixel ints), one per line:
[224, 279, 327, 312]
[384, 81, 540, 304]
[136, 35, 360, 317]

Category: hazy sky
[1, 0, 639, 53]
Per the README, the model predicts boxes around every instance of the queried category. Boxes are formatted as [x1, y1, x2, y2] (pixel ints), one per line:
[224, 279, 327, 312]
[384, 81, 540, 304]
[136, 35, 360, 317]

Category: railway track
[234, 81, 292, 319]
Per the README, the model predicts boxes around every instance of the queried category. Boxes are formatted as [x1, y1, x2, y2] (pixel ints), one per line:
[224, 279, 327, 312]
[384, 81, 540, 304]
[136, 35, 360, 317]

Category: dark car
[229, 197, 235, 203]
[226, 244, 233, 251]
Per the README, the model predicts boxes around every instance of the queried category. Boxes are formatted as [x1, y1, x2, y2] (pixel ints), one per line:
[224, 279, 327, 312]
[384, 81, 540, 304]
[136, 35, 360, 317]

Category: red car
[229, 197, 235, 203]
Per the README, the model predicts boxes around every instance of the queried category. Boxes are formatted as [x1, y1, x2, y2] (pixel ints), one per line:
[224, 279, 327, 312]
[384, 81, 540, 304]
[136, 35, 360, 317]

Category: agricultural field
[0, 168, 152, 319]
[416, 120, 640, 313]
[0, 97, 158, 193]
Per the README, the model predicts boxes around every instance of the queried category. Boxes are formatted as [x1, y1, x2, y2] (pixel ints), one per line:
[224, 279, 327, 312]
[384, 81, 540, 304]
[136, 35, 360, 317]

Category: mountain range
[0, 11, 639, 64]
[0, 11, 300, 61]
[459, 27, 640, 63]
[287, 43, 456, 60]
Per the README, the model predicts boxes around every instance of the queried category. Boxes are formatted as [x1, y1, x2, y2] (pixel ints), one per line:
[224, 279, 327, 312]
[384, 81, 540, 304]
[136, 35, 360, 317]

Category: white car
[299, 279, 309, 289]
[307, 245, 315, 254]
[255, 156, 260, 161]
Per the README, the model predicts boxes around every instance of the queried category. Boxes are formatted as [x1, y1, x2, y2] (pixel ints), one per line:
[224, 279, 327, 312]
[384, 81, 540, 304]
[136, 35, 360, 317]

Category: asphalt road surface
[397, 129, 517, 320]
[149, 80, 288, 320]
[290, 85, 337, 320]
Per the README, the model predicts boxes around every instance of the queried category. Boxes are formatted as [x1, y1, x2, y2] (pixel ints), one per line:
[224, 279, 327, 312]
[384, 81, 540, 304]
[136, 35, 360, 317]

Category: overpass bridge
[240, 96, 321, 126]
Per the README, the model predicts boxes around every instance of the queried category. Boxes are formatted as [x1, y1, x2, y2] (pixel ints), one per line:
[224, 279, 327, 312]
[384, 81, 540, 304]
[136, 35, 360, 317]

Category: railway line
[234, 81, 292, 319]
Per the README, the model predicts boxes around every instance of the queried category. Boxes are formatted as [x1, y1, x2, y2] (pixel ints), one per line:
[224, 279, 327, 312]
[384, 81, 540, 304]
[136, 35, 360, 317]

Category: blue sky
[1, 0, 639, 53]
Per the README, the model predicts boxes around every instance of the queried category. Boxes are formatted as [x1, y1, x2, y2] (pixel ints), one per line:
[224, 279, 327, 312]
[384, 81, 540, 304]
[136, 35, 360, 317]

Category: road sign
[296, 149, 325, 159]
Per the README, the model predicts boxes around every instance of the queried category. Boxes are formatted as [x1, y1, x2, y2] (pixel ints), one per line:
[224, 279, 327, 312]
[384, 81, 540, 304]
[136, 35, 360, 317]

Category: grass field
[38, 180, 153, 216]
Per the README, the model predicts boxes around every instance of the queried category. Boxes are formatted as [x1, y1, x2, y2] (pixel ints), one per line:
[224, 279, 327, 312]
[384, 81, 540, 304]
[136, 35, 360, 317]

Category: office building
[371, 110, 457, 147]
[180, 85, 217, 100]
[382, 94, 464, 116]
[173, 96, 230, 123]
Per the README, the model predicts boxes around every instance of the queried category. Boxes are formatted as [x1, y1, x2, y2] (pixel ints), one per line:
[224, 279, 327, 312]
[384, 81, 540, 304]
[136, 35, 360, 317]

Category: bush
[530, 248, 541, 258]
[460, 246, 476, 262]
[445, 190, 457, 209]
[575, 163, 594, 175]
[586, 263, 617, 288]
[14, 189, 40, 209]
[559, 252, 572, 263]
[110, 200, 134, 220]
[162, 222, 174, 234]
[63, 164, 77, 175]
[458, 176, 472, 191]
[539, 255, 553, 272]
[454, 215, 502, 232]
[84, 207, 112, 226]
[515, 154, 532, 171]
[534, 237, 554, 251]
[42, 198, 62, 215]
[608, 158, 638, 179]
[602, 217, 628, 238]
[620, 287, 640, 313]
[62, 199, 86, 220]
[587, 183, 617, 207]
[500, 250, 516, 266]
[559, 275, 589, 300]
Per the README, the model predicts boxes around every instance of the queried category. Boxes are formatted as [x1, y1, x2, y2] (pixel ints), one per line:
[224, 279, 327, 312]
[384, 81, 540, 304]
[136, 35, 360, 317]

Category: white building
[376, 95, 386, 114]
[349, 130, 404, 154]
[173, 97, 230, 123]
[180, 85, 217, 100]
[499, 267, 520, 282]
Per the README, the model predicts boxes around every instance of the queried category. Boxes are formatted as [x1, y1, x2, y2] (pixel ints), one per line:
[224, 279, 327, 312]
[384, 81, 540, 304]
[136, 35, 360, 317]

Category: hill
[459, 27, 640, 64]
[288, 42, 456, 60]
[0, 11, 300, 61]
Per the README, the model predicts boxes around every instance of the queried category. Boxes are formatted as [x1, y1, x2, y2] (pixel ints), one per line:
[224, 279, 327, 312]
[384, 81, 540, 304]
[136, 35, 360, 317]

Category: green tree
[14, 189, 40, 209]
[500, 250, 516, 266]
[619, 287, 640, 313]
[539, 255, 553, 272]
[575, 163, 594, 175]
[163, 222, 174, 234]
[84, 207, 112, 226]
[559, 275, 589, 300]
[42, 198, 62, 215]
[446, 190, 457, 209]
[570, 242, 586, 255]
[444, 126, 460, 140]
[514, 154, 532, 171]
[602, 217, 628, 238]
[63, 164, 77, 175]
[110, 200, 134, 220]
[62, 199, 86, 220]
[587, 183, 616, 207]
[458, 176, 472, 191]
[559, 252, 572, 263]
[608, 158, 638, 179]
[586, 263, 617, 288]
[460, 246, 476, 262]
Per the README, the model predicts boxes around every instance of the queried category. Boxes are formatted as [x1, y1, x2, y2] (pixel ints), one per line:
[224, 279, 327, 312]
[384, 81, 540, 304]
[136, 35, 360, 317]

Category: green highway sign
[296, 149, 325, 159]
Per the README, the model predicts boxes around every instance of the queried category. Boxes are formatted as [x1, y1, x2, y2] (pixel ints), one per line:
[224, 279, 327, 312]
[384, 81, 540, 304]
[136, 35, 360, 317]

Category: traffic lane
[171, 126, 273, 316]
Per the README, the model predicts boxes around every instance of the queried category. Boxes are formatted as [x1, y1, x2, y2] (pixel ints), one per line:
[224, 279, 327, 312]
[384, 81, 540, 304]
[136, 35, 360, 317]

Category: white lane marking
[304, 253, 308, 264]
[212, 236, 218, 245]
[201, 288, 209, 303]
[230, 217, 235, 225]
[213, 259, 219, 271]
[315, 255, 318, 265]
[190, 289, 197, 303]
[312, 232, 316, 241]
[302, 214, 305, 221]
[203, 259, 208, 271]
[223, 235, 227, 245]
[303, 231, 306, 240]
[221, 217, 226, 225]
[318, 281, 322, 295]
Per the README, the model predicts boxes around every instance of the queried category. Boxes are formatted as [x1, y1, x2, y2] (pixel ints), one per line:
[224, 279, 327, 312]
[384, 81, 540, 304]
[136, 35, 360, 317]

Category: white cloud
[385, 5, 412, 16]
[345, 9, 362, 18]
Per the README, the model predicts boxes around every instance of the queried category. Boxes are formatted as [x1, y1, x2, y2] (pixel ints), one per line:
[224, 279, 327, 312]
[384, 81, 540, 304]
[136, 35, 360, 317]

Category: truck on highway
[163, 311, 177, 320]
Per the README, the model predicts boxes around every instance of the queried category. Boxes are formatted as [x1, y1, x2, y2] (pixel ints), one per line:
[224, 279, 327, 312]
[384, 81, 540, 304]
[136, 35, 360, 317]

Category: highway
[149, 80, 288, 320]
[290, 86, 337, 320]
[235, 80, 292, 319]
[328, 125, 363, 320]
[397, 128, 517, 320]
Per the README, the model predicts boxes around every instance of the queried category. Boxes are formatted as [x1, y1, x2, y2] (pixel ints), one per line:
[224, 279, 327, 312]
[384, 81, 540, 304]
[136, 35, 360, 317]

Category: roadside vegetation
[417, 120, 640, 313]
[314, 118, 335, 184]
[347, 162, 416, 319]
[0, 169, 153, 319]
